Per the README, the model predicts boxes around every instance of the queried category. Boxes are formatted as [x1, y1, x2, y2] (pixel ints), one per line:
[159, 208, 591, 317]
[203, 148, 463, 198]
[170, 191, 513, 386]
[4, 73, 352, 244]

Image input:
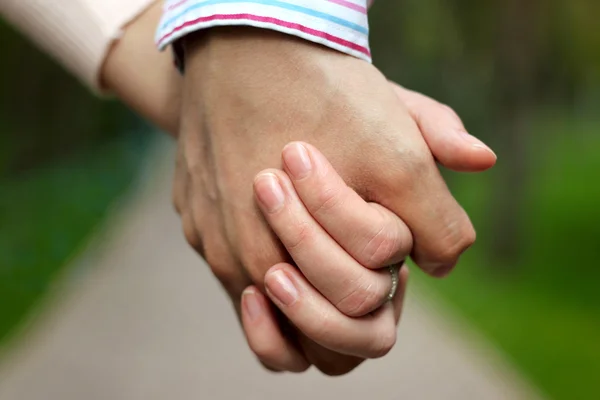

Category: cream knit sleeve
[1, 0, 157, 91]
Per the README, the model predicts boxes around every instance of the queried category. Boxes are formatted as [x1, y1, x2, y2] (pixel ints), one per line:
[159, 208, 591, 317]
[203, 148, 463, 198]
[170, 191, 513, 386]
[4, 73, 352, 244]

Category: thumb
[390, 82, 497, 172]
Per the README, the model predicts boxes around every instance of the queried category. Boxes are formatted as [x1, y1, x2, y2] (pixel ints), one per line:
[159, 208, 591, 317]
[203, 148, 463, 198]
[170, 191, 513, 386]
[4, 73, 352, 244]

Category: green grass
[418, 115, 600, 400]
[0, 132, 151, 347]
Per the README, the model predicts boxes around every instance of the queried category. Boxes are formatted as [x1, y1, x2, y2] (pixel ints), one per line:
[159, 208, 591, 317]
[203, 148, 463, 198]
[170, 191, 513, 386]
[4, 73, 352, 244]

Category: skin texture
[101, 0, 181, 136]
[243, 143, 412, 371]
[100, 3, 496, 375]
[174, 27, 496, 374]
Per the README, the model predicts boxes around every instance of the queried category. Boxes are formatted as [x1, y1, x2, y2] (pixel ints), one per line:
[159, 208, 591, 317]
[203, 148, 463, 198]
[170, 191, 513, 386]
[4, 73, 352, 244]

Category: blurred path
[0, 143, 544, 400]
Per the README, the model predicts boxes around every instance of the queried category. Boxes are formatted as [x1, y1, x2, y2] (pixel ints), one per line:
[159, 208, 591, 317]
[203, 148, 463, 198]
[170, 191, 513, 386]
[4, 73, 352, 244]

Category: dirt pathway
[0, 143, 545, 400]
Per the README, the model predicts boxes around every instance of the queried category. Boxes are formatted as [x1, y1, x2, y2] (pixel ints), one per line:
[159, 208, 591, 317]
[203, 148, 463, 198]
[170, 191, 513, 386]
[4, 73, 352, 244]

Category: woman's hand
[101, 0, 181, 135]
[241, 143, 410, 373]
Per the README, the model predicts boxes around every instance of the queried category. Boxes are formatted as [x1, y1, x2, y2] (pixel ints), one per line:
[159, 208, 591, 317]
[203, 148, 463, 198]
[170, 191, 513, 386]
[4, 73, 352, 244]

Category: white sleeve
[1, 0, 158, 91]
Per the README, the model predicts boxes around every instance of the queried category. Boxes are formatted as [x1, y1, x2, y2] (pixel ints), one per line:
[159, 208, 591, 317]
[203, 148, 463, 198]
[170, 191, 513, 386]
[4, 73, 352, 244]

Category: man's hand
[174, 27, 495, 374]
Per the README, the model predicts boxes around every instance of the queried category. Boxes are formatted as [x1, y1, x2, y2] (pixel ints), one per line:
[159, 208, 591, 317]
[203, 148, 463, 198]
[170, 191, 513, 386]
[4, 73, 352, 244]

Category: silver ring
[387, 264, 401, 301]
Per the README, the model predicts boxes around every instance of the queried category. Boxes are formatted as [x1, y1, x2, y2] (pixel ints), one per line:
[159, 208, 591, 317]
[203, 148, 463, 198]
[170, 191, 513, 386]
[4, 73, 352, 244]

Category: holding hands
[172, 28, 496, 374]
[244, 142, 410, 373]
[4, 0, 497, 378]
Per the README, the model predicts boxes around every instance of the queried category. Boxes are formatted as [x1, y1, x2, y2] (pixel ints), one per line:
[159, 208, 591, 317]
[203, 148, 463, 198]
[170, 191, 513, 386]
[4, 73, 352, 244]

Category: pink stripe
[168, 0, 369, 14]
[168, 0, 189, 11]
[327, 0, 367, 14]
[158, 13, 371, 58]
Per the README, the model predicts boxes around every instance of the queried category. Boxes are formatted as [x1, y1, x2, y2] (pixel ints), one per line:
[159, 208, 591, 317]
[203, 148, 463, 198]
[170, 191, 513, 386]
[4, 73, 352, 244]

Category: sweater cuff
[1, 0, 158, 92]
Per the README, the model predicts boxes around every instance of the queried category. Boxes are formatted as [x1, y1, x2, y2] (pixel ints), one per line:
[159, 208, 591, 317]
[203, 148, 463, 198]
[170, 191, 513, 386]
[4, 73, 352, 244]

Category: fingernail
[255, 173, 285, 213]
[458, 130, 496, 157]
[283, 142, 312, 179]
[266, 270, 298, 306]
[242, 288, 262, 322]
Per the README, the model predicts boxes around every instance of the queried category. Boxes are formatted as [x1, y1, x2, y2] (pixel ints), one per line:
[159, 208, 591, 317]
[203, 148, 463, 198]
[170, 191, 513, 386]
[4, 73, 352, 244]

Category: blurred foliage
[0, 133, 151, 345]
[0, 20, 137, 177]
[415, 114, 600, 400]
[370, 1, 600, 398]
[0, 21, 150, 345]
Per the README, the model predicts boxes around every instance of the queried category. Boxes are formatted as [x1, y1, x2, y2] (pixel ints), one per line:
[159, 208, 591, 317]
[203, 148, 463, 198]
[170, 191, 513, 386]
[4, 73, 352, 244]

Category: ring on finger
[387, 263, 403, 301]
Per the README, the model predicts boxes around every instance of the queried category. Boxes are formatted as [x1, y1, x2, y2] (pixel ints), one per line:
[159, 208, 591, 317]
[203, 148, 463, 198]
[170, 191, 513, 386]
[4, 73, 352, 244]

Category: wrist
[182, 26, 348, 83]
[102, 1, 182, 136]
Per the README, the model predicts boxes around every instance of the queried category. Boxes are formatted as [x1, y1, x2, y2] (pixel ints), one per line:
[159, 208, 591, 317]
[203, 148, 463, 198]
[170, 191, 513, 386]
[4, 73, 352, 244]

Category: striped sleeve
[155, 0, 372, 62]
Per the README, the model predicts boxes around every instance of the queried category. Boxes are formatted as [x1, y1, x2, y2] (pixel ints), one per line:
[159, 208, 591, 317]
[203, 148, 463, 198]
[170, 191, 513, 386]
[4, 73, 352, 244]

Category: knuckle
[438, 221, 476, 263]
[241, 255, 270, 285]
[311, 184, 345, 216]
[462, 223, 477, 248]
[335, 281, 383, 318]
[286, 221, 314, 252]
[370, 323, 397, 359]
[425, 219, 477, 271]
[204, 244, 243, 294]
[405, 151, 432, 177]
[172, 188, 183, 215]
[238, 237, 287, 286]
[441, 104, 463, 123]
[206, 256, 235, 285]
[171, 173, 186, 216]
[172, 165, 185, 214]
[305, 309, 337, 342]
[387, 151, 431, 188]
[359, 223, 402, 268]
[182, 215, 202, 252]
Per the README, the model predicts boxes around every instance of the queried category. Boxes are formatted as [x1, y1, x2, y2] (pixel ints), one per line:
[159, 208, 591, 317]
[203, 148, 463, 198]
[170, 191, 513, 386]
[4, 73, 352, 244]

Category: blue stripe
[160, 0, 368, 35]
